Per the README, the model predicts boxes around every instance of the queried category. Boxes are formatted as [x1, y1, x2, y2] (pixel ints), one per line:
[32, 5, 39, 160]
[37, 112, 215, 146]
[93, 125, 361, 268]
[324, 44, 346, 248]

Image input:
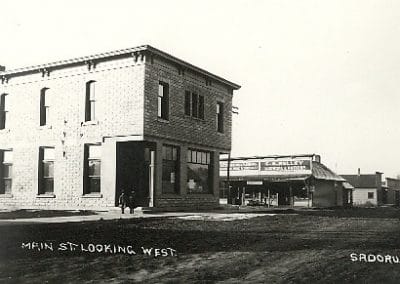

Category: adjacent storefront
[220, 154, 350, 207]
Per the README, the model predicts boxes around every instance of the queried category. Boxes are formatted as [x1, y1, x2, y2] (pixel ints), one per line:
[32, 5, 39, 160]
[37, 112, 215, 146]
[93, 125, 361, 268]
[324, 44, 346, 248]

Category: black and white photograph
[1, 0, 400, 283]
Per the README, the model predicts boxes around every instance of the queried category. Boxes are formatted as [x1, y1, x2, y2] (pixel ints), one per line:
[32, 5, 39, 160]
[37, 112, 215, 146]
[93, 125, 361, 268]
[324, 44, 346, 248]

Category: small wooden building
[341, 171, 383, 206]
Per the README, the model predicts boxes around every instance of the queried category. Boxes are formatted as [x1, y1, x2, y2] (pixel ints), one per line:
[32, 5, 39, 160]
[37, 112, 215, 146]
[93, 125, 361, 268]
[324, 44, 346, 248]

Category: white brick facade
[0, 46, 240, 210]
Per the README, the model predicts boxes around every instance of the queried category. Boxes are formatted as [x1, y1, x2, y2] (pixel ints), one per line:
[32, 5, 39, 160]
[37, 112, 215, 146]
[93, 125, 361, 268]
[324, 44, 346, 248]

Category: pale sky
[2, 0, 400, 177]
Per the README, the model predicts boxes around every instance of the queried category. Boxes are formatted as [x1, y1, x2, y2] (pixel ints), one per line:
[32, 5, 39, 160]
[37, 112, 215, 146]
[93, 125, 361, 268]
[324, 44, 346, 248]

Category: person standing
[118, 189, 128, 214]
[128, 189, 136, 214]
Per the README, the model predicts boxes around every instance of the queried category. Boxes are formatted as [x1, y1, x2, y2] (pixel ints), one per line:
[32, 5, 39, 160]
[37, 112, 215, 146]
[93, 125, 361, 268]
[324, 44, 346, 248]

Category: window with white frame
[0, 150, 13, 194]
[158, 81, 169, 120]
[84, 144, 101, 194]
[0, 94, 9, 130]
[216, 102, 224, 133]
[85, 81, 96, 121]
[38, 147, 55, 194]
[184, 91, 204, 119]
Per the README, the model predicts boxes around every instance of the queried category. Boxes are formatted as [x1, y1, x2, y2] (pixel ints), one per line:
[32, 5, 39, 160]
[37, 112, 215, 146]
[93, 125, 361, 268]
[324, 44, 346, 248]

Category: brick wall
[142, 53, 235, 210]
[0, 49, 237, 211]
[0, 57, 146, 210]
[143, 56, 233, 152]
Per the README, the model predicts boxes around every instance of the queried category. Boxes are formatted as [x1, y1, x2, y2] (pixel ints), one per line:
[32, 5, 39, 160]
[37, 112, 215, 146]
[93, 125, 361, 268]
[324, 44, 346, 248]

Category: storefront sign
[260, 159, 311, 172]
[247, 181, 263, 185]
[220, 157, 312, 178]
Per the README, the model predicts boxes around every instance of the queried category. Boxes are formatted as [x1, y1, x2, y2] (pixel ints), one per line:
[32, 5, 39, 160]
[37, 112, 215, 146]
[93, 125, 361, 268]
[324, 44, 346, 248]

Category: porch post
[148, 150, 155, 207]
[101, 139, 117, 206]
[154, 141, 163, 207]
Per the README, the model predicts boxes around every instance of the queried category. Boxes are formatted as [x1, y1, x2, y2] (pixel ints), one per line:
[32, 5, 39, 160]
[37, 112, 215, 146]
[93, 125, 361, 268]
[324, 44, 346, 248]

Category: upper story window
[85, 81, 96, 122]
[216, 102, 224, 133]
[158, 81, 169, 120]
[0, 150, 12, 194]
[38, 147, 55, 195]
[84, 144, 101, 194]
[0, 94, 9, 130]
[40, 88, 51, 126]
[184, 91, 204, 119]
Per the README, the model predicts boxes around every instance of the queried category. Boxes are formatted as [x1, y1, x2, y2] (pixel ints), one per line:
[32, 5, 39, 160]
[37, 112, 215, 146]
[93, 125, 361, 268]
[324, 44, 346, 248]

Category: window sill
[82, 193, 103, 198]
[38, 125, 52, 130]
[157, 117, 169, 123]
[36, 194, 56, 198]
[217, 131, 225, 135]
[0, 193, 13, 198]
[81, 120, 99, 126]
[186, 192, 215, 196]
[161, 193, 182, 197]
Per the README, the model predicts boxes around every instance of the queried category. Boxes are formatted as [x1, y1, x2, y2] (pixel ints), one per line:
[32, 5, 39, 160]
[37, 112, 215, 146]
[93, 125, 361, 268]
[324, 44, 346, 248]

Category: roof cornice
[0, 45, 241, 90]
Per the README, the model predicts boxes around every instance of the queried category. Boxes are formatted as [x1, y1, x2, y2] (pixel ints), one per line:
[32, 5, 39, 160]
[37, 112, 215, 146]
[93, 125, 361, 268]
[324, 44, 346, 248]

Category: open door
[116, 142, 155, 207]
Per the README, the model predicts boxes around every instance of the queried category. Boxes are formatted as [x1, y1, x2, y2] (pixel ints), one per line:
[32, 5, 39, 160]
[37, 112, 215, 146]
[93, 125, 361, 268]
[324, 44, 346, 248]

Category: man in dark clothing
[128, 190, 136, 214]
[118, 189, 128, 214]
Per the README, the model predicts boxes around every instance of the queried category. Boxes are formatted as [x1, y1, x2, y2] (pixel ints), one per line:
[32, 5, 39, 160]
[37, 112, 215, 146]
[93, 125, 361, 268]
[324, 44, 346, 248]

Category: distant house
[383, 178, 400, 206]
[341, 170, 383, 206]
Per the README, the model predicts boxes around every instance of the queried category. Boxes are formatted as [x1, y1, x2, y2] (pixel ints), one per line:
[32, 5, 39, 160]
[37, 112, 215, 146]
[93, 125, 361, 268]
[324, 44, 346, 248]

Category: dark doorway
[382, 189, 388, 204]
[116, 141, 155, 207]
[277, 187, 291, 205]
[343, 189, 353, 207]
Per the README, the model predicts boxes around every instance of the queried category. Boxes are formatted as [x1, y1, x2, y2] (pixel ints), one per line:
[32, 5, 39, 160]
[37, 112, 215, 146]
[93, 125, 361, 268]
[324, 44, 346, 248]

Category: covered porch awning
[221, 174, 309, 183]
[220, 161, 345, 183]
[342, 182, 355, 190]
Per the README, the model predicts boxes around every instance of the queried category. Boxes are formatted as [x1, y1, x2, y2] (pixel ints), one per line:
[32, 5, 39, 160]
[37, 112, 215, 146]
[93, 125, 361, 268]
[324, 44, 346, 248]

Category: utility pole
[227, 152, 231, 204]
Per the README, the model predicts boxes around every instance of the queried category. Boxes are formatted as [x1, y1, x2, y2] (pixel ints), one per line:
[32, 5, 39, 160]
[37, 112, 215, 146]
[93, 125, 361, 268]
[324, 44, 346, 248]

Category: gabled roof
[0, 45, 241, 90]
[341, 174, 379, 188]
[343, 182, 355, 189]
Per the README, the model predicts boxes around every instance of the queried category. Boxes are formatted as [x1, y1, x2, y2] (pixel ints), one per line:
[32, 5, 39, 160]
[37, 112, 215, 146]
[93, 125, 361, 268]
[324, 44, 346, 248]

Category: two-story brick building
[0, 45, 240, 210]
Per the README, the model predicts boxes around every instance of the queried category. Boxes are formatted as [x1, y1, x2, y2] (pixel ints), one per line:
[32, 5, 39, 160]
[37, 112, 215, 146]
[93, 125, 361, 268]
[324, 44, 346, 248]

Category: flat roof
[220, 154, 344, 182]
[0, 45, 241, 90]
[220, 154, 316, 161]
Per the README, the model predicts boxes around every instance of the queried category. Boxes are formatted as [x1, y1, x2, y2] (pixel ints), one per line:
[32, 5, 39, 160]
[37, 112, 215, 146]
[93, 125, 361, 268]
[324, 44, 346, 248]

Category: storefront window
[187, 149, 212, 194]
[162, 145, 179, 194]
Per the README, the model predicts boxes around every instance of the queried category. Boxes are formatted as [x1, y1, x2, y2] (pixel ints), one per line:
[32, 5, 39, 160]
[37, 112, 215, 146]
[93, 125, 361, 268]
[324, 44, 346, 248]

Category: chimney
[0, 65, 5, 72]
[358, 168, 361, 176]
[314, 155, 321, 163]
[376, 172, 383, 189]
